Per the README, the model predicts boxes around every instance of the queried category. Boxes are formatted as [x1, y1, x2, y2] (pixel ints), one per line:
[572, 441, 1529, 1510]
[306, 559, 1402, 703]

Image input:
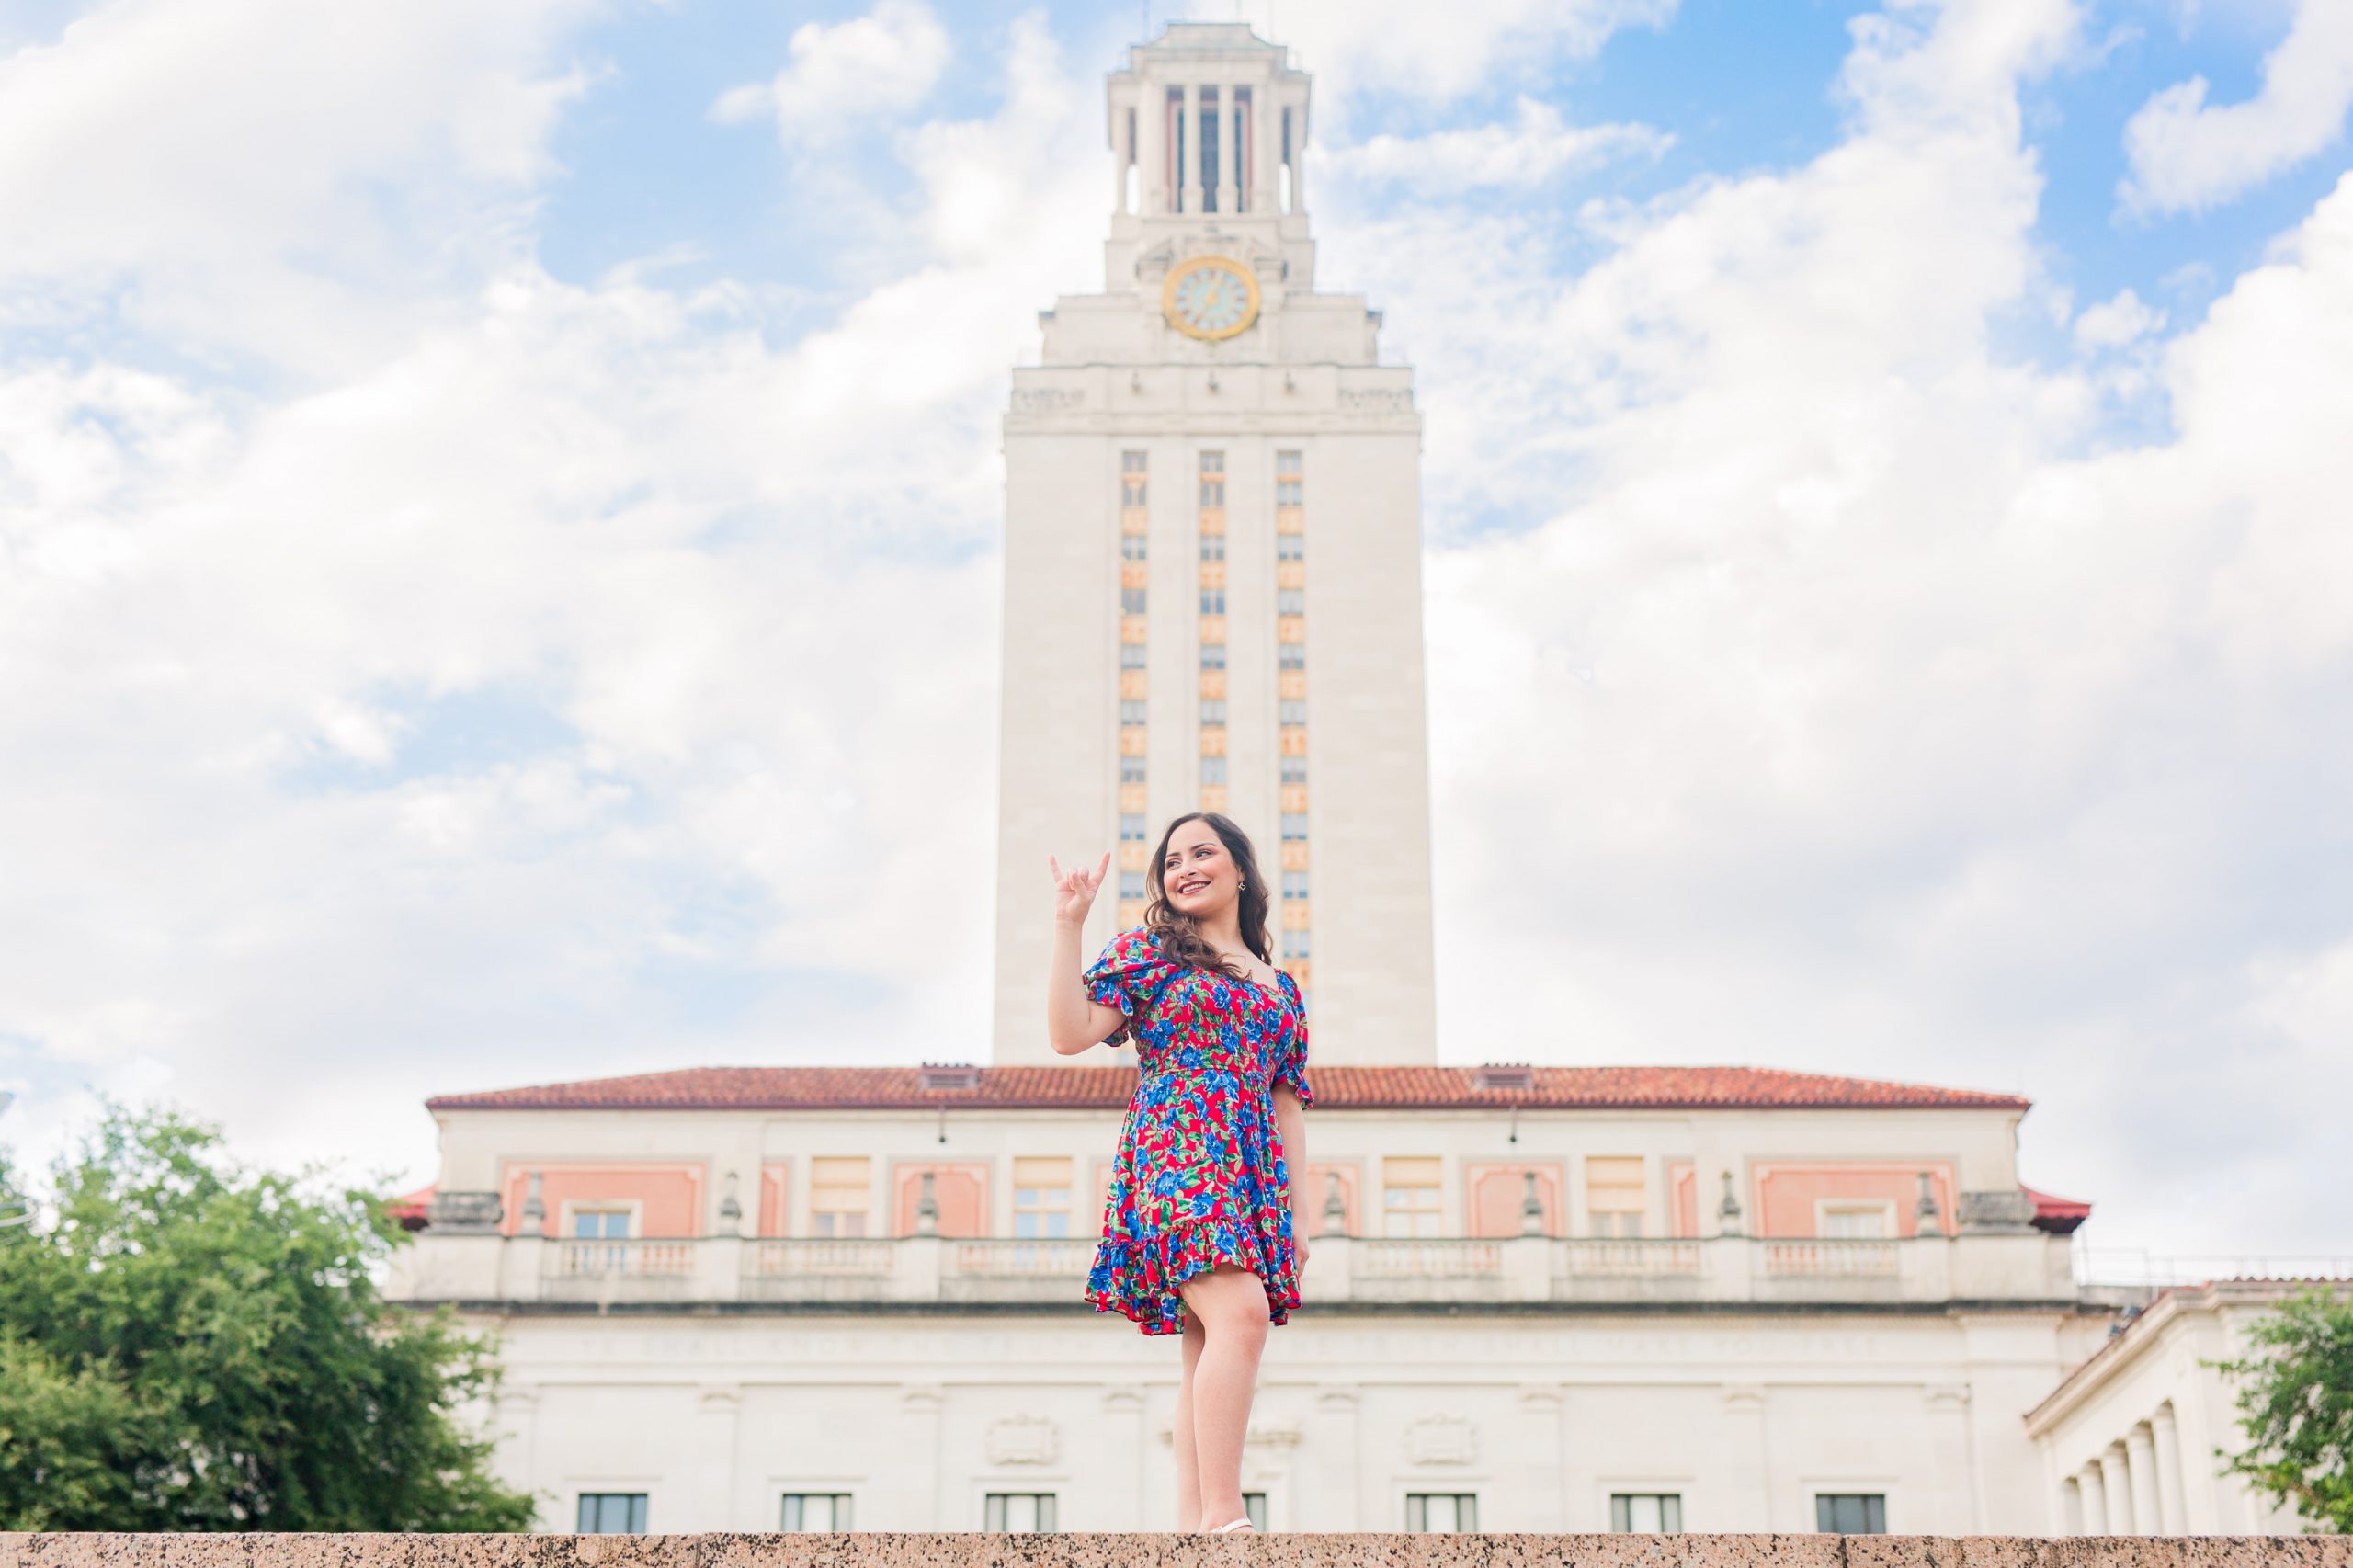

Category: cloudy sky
[3, 0, 2349, 1269]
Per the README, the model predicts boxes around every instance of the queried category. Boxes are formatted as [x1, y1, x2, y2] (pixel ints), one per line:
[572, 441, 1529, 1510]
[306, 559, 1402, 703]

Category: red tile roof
[2024, 1185, 2093, 1233]
[384, 1183, 435, 1231]
[427, 1064, 2029, 1114]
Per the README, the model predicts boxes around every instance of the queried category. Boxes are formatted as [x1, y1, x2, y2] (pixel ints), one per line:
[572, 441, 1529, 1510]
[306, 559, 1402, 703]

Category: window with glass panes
[1405, 1494, 1476, 1533]
[1821, 1203, 1893, 1238]
[1815, 1494, 1886, 1534]
[781, 1494, 851, 1531]
[1197, 450, 1227, 812]
[1013, 1156, 1073, 1239]
[577, 1494, 647, 1534]
[1243, 1494, 1267, 1529]
[570, 1206, 631, 1239]
[1382, 1155, 1442, 1238]
[1612, 1494, 1683, 1532]
[984, 1493, 1057, 1532]
[810, 1156, 870, 1238]
[1586, 1155, 1646, 1238]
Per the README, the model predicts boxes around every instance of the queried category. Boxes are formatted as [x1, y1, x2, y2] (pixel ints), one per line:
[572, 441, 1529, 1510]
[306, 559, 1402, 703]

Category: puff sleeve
[1081, 927, 1177, 1047]
[1273, 971, 1314, 1106]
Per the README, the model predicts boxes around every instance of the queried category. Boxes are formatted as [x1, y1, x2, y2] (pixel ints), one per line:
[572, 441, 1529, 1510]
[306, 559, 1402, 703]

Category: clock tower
[992, 22, 1437, 1068]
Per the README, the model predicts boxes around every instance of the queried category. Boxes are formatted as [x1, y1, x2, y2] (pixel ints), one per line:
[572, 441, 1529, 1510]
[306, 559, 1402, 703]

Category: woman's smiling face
[1160, 817, 1237, 917]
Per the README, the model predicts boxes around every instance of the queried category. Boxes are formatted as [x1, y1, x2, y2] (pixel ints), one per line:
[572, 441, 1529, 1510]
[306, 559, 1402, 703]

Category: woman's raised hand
[1047, 850, 1112, 929]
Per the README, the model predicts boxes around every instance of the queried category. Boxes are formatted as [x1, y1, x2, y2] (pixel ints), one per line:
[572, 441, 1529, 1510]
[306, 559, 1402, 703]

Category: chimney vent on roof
[919, 1062, 983, 1092]
[1473, 1063, 1535, 1092]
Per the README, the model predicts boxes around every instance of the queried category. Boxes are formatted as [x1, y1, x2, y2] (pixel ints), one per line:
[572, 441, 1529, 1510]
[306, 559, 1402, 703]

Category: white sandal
[1211, 1517, 1256, 1533]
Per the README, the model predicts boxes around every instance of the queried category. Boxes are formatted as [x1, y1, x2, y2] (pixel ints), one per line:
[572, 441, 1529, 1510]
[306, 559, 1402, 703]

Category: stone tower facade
[992, 24, 1437, 1067]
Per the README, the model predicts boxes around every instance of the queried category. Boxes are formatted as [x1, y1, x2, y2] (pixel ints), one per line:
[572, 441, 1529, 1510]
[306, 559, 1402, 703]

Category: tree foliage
[2216, 1286, 2353, 1535]
[0, 1104, 536, 1530]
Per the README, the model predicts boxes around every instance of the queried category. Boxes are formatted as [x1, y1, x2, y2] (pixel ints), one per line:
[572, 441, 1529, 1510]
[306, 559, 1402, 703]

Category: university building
[387, 23, 2306, 1539]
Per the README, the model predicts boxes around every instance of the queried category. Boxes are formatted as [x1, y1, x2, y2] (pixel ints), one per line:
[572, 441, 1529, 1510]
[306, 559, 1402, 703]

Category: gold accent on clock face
[1163, 256, 1260, 341]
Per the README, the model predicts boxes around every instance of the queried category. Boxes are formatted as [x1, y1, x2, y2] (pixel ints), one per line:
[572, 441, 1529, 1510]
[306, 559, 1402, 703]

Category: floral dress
[1081, 926, 1314, 1335]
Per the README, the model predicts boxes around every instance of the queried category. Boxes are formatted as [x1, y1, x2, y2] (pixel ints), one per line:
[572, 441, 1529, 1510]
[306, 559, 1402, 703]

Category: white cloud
[709, 0, 949, 144]
[0, 6, 1107, 1188]
[2120, 0, 2353, 214]
[1328, 97, 1670, 194]
[1308, 0, 2353, 1257]
[2072, 286, 2165, 349]
[0, 0, 595, 373]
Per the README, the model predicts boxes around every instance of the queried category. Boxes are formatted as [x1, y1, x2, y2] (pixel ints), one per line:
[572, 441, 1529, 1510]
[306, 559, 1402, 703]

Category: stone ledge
[5, 1538, 2348, 1568]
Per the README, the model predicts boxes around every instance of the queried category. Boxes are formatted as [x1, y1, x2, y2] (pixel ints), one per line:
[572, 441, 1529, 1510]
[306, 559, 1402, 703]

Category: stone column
[1308, 1389, 1360, 1529]
[1140, 85, 1167, 216]
[1288, 95, 1306, 213]
[2125, 1423, 2164, 1535]
[1250, 83, 1276, 212]
[1112, 96, 1131, 214]
[1215, 85, 1238, 215]
[691, 1386, 742, 1529]
[1513, 1388, 1566, 1529]
[1103, 1387, 1146, 1529]
[2098, 1443, 2135, 1534]
[2151, 1403, 2188, 1534]
[2058, 1474, 2084, 1535]
[900, 1386, 944, 1528]
[494, 1388, 541, 1527]
[1180, 82, 1202, 215]
[1722, 1384, 1772, 1529]
[2079, 1461, 2109, 1534]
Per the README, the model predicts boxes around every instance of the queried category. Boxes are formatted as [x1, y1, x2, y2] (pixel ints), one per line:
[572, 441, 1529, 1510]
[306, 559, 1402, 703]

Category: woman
[1045, 812, 1313, 1536]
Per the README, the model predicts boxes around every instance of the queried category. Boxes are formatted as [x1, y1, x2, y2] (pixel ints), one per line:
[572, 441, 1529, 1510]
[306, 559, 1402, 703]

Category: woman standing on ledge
[1045, 812, 1313, 1537]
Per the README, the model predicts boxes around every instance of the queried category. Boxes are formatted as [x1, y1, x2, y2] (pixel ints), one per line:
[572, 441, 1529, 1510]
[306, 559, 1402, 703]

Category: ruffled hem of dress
[1085, 1218, 1302, 1337]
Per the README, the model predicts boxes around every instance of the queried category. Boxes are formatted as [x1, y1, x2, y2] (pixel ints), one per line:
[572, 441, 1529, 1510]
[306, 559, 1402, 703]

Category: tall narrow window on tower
[1166, 88, 1185, 213]
[1275, 449, 1309, 996]
[1119, 450, 1151, 928]
[1233, 87, 1252, 213]
[1199, 88, 1221, 215]
[1198, 450, 1228, 812]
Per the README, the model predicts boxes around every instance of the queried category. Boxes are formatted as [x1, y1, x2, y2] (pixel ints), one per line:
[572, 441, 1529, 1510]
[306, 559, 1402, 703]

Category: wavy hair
[1142, 811, 1275, 978]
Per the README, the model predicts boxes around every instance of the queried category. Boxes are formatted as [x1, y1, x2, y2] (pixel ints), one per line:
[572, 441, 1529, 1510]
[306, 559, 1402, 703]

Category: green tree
[0, 1104, 536, 1530]
[2215, 1285, 2353, 1534]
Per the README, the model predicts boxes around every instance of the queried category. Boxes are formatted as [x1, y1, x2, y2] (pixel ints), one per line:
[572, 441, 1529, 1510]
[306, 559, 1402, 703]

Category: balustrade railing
[1759, 1239, 1903, 1278]
[1562, 1239, 1704, 1277]
[551, 1238, 697, 1278]
[752, 1239, 898, 1277]
[1355, 1239, 1504, 1278]
[952, 1239, 1097, 1278]
[403, 1228, 2065, 1306]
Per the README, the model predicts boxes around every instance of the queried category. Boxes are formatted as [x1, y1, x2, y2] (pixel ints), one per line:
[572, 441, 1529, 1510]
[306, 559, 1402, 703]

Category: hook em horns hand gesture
[1048, 851, 1112, 929]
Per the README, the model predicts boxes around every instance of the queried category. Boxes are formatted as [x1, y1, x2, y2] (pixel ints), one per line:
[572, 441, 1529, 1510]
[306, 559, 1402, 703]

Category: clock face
[1163, 256, 1259, 341]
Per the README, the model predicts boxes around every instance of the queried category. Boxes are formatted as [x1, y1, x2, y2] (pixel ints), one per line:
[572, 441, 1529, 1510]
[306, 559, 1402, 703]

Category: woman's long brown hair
[1142, 811, 1275, 978]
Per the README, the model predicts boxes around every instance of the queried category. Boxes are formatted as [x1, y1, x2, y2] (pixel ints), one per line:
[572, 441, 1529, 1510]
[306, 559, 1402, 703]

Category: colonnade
[1114, 77, 1298, 218]
[2058, 1402, 2191, 1535]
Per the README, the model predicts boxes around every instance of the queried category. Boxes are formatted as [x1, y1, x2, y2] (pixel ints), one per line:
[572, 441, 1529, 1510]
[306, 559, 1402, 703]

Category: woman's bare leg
[1176, 1264, 1270, 1530]
[1172, 1312, 1208, 1529]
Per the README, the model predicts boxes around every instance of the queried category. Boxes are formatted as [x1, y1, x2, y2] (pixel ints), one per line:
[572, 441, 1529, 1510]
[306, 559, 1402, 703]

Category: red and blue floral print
[1081, 926, 1313, 1336]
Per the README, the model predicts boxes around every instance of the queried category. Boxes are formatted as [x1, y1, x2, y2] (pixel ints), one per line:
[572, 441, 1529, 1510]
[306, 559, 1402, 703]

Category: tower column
[1251, 81, 1277, 211]
[1180, 81, 1202, 214]
[1112, 97, 1131, 213]
[1215, 85, 1238, 214]
[1288, 94, 1307, 211]
[2151, 1403, 2188, 1533]
[1140, 85, 1167, 215]
[2078, 1462, 2109, 1533]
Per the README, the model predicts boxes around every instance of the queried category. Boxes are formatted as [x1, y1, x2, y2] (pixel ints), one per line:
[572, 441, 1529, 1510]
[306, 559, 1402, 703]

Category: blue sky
[3, 0, 2352, 1268]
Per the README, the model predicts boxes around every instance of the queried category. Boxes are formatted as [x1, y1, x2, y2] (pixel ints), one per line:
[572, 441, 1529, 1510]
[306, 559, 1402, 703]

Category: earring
[1237, 880, 1246, 890]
